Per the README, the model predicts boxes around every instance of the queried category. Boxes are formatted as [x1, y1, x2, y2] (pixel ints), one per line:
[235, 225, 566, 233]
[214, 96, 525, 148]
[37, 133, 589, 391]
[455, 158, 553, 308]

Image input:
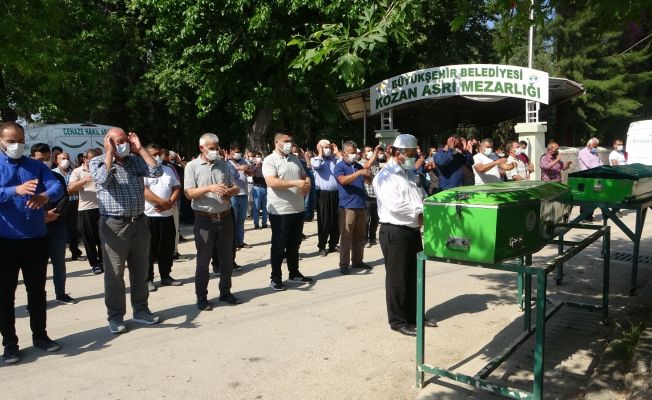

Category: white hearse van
[24, 123, 114, 158]
[626, 120, 652, 165]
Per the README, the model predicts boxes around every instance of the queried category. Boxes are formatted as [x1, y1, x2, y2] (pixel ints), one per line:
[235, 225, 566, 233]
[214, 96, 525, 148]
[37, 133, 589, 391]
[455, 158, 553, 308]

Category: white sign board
[626, 120, 652, 165]
[370, 64, 549, 114]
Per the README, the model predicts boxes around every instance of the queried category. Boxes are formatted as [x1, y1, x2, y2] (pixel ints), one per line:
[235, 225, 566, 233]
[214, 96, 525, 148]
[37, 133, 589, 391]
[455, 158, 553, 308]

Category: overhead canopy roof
[337, 77, 584, 125]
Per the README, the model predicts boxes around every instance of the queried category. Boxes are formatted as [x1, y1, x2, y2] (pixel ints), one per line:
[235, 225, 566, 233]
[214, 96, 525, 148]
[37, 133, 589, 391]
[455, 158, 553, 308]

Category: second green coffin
[423, 181, 571, 264]
[568, 163, 652, 204]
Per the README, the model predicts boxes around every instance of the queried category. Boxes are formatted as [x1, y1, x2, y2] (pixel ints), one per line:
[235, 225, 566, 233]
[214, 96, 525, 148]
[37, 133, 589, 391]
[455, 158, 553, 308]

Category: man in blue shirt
[433, 135, 474, 190]
[311, 139, 341, 257]
[0, 122, 64, 364]
[334, 141, 372, 274]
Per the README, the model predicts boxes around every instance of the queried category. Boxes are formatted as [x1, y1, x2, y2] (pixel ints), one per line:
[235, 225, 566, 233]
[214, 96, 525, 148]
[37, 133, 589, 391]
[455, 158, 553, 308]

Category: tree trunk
[248, 105, 273, 152]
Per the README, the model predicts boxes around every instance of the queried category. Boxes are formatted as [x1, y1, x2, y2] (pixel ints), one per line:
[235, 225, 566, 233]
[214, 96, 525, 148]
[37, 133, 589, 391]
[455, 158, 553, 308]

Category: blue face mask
[591, 148, 598, 154]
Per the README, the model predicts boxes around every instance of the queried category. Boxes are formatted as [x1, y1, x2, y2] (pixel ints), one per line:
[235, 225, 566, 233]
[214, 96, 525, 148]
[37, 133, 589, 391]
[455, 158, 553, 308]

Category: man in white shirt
[472, 138, 511, 184]
[609, 139, 627, 166]
[373, 134, 437, 337]
[505, 141, 533, 181]
[144, 144, 183, 291]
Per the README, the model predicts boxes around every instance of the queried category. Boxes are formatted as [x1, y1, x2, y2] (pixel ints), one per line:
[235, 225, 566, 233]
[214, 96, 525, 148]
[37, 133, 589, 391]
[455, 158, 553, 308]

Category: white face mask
[281, 142, 292, 155]
[401, 156, 416, 170]
[378, 154, 385, 161]
[483, 148, 493, 157]
[255, 156, 262, 163]
[616, 145, 624, 152]
[323, 148, 332, 157]
[514, 148, 523, 156]
[59, 159, 70, 169]
[2, 142, 24, 159]
[154, 155, 162, 163]
[347, 153, 357, 163]
[292, 152, 299, 157]
[366, 151, 373, 159]
[233, 152, 242, 160]
[115, 142, 130, 157]
[206, 150, 219, 161]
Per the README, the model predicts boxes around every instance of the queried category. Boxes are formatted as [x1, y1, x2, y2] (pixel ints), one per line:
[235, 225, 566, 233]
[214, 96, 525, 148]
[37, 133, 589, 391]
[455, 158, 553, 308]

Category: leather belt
[194, 210, 231, 220]
[101, 214, 144, 223]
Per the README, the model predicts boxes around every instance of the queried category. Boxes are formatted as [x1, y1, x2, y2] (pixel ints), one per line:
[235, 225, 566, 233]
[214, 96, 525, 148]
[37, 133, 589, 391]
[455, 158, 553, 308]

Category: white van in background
[24, 123, 114, 159]
[626, 120, 652, 165]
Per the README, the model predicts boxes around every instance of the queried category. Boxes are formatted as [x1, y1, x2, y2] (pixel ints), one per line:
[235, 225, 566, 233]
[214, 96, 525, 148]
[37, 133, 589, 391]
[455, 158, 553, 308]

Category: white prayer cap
[317, 139, 331, 148]
[392, 134, 418, 149]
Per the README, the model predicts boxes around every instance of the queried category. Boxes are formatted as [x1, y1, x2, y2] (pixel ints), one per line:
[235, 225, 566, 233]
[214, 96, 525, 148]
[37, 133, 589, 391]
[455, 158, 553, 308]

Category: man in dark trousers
[310, 139, 341, 257]
[373, 134, 438, 336]
[0, 122, 64, 364]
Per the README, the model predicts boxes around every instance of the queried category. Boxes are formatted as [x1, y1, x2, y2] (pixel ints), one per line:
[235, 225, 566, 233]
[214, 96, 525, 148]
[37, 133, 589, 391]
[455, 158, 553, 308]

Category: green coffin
[423, 181, 571, 264]
[568, 163, 652, 203]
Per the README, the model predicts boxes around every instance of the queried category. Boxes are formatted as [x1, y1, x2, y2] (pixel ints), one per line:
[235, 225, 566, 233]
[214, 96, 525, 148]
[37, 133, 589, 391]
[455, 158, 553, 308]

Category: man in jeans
[0, 122, 64, 364]
[90, 127, 163, 334]
[250, 151, 268, 229]
[184, 133, 241, 310]
[334, 141, 372, 275]
[226, 142, 253, 249]
[262, 129, 314, 291]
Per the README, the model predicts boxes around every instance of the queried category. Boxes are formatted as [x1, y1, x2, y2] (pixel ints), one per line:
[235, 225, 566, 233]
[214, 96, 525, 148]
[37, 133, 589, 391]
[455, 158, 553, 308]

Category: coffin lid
[568, 163, 652, 180]
[425, 181, 569, 206]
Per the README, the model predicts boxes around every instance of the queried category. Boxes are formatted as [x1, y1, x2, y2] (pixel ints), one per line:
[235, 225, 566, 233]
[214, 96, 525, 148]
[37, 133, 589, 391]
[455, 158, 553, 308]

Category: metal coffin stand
[416, 225, 611, 400]
[564, 163, 652, 294]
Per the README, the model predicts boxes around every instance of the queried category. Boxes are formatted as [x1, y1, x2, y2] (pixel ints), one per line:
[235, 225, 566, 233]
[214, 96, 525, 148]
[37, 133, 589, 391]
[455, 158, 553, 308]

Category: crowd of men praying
[0, 120, 630, 363]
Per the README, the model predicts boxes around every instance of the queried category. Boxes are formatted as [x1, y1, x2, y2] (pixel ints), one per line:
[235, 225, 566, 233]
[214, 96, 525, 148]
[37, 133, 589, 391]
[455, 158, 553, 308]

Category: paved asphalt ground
[2, 209, 651, 400]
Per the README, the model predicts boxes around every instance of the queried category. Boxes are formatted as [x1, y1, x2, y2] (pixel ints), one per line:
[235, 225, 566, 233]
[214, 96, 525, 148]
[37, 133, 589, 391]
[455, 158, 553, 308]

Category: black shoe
[288, 273, 313, 284]
[233, 263, 243, 272]
[424, 319, 438, 328]
[56, 294, 77, 305]
[92, 264, 104, 275]
[319, 249, 328, 257]
[197, 298, 213, 311]
[219, 293, 242, 305]
[262, 224, 268, 228]
[254, 226, 261, 230]
[352, 262, 372, 270]
[301, 234, 307, 241]
[238, 243, 253, 249]
[3, 344, 20, 364]
[178, 235, 190, 242]
[173, 253, 190, 261]
[328, 246, 340, 253]
[33, 337, 61, 352]
[160, 277, 183, 286]
[391, 324, 417, 337]
[270, 279, 286, 291]
[339, 266, 350, 275]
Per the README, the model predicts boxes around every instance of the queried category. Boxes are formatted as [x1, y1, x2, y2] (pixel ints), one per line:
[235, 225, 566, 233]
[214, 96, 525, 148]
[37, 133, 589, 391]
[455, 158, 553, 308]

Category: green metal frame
[416, 225, 611, 400]
[557, 196, 652, 295]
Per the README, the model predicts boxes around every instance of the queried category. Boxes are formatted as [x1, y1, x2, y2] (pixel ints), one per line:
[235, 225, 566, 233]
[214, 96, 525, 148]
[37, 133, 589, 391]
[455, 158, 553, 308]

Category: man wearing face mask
[69, 148, 104, 275]
[472, 138, 511, 185]
[0, 122, 64, 364]
[361, 145, 383, 248]
[311, 139, 341, 257]
[143, 143, 183, 292]
[578, 137, 603, 222]
[184, 133, 241, 310]
[53, 152, 84, 261]
[227, 143, 253, 250]
[373, 134, 437, 336]
[609, 139, 627, 166]
[539, 141, 572, 182]
[334, 141, 372, 274]
[505, 141, 534, 181]
[434, 135, 474, 189]
[250, 151, 268, 229]
[89, 127, 163, 333]
[263, 129, 313, 291]
[32, 146, 76, 306]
